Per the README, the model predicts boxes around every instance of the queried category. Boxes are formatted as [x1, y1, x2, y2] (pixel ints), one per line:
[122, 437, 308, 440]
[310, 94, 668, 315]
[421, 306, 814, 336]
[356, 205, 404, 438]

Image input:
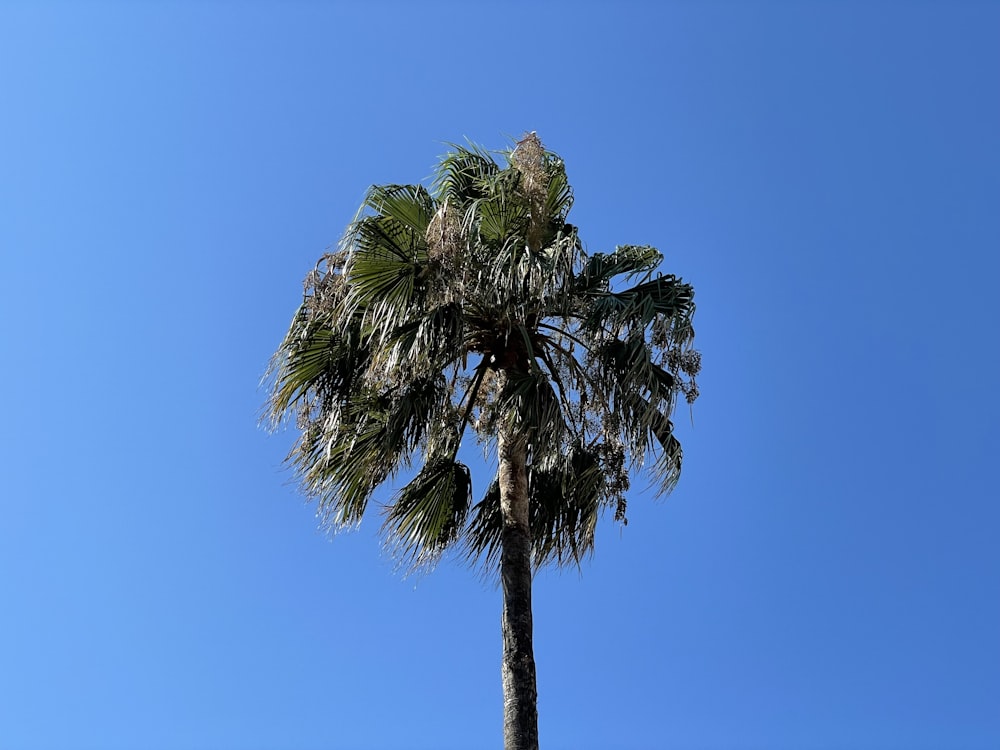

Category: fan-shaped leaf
[383, 459, 473, 566]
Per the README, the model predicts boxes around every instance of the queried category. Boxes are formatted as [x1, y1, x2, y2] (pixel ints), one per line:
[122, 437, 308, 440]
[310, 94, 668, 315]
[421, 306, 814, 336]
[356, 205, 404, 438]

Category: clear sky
[2, 2, 998, 749]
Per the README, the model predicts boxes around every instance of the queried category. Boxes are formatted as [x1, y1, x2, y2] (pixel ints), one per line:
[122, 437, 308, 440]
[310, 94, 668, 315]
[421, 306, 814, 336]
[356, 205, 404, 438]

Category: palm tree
[264, 134, 700, 750]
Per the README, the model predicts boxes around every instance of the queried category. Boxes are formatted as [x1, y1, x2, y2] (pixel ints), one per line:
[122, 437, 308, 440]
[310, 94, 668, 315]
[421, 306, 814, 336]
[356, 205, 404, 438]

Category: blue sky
[2, 2, 998, 749]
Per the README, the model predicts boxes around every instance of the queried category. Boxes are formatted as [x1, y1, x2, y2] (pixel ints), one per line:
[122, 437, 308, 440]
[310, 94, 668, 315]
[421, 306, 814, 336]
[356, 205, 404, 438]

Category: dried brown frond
[303, 250, 349, 321]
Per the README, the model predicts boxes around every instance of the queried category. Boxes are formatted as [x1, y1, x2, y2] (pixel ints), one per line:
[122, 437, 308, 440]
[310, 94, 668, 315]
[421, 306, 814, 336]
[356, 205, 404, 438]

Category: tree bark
[498, 428, 539, 750]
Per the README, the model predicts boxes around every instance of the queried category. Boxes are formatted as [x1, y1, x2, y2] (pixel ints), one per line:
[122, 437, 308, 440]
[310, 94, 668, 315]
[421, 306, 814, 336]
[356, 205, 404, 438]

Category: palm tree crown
[264, 133, 700, 571]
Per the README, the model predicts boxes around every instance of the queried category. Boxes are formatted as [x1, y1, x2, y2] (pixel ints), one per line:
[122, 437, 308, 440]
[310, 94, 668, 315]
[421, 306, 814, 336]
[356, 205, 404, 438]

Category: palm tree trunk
[498, 429, 539, 750]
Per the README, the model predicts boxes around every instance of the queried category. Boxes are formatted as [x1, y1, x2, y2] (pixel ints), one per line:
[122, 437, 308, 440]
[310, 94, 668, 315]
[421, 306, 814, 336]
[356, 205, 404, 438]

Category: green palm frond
[576, 244, 663, 294]
[477, 187, 529, 251]
[491, 367, 565, 449]
[527, 445, 604, 567]
[464, 480, 503, 570]
[580, 274, 695, 337]
[294, 404, 397, 527]
[543, 160, 574, 222]
[651, 421, 684, 495]
[433, 142, 501, 205]
[265, 309, 368, 424]
[380, 301, 466, 377]
[595, 336, 676, 404]
[381, 374, 451, 461]
[383, 458, 473, 566]
[364, 184, 435, 236]
[350, 216, 424, 282]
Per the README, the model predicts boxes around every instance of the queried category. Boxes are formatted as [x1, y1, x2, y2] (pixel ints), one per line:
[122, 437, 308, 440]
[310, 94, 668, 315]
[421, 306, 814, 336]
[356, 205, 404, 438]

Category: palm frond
[477, 186, 529, 251]
[527, 444, 604, 567]
[381, 374, 452, 461]
[543, 160, 574, 222]
[364, 184, 435, 236]
[650, 420, 683, 495]
[464, 479, 503, 570]
[265, 308, 368, 425]
[575, 244, 663, 294]
[488, 366, 565, 450]
[378, 301, 466, 379]
[383, 458, 473, 567]
[432, 142, 501, 204]
[292, 403, 397, 528]
[345, 216, 428, 341]
[594, 336, 676, 403]
[580, 273, 695, 341]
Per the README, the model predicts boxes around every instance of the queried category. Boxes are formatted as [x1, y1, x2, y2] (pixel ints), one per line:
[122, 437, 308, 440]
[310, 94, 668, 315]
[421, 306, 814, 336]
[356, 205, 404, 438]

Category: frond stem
[536, 321, 590, 350]
[452, 355, 492, 459]
[534, 343, 581, 437]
